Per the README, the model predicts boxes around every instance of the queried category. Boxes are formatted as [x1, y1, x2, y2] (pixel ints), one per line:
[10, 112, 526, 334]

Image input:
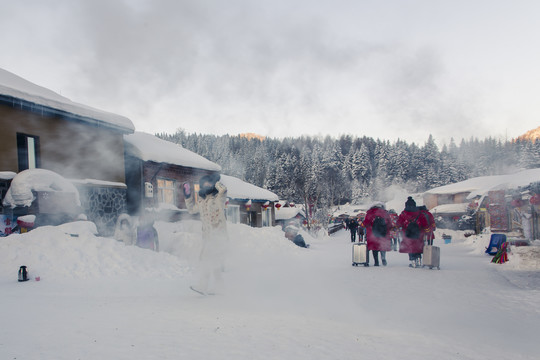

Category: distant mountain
[239, 133, 266, 141]
[517, 126, 540, 142]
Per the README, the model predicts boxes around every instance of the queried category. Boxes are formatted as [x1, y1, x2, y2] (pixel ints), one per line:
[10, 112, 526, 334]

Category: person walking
[364, 203, 392, 266]
[397, 197, 428, 268]
[183, 173, 228, 295]
[388, 209, 399, 251]
[347, 217, 359, 242]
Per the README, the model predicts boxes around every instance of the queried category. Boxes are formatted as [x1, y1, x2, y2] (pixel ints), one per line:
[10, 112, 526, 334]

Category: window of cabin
[247, 211, 257, 227]
[262, 207, 272, 227]
[226, 204, 240, 224]
[157, 178, 175, 205]
[17, 133, 40, 171]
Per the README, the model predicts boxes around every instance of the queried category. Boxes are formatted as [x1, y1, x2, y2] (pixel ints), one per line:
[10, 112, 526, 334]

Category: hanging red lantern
[245, 199, 252, 211]
[530, 194, 540, 205]
[262, 201, 270, 211]
[275, 203, 282, 210]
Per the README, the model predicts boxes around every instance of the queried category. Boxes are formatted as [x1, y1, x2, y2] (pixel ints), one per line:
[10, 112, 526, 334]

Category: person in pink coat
[397, 197, 428, 268]
[388, 209, 399, 251]
[364, 203, 392, 266]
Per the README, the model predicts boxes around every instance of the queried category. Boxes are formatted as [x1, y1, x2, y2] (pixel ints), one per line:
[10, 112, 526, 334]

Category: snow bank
[0, 221, 189, 281]
[2, 168, 81, 208]
[157, 219, 311, 266]
[1, 219, 313, 282]
[459, 228, 540, 271]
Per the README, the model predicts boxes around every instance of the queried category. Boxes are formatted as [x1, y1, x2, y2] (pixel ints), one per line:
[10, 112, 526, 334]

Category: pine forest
[158, 131, 539, 212]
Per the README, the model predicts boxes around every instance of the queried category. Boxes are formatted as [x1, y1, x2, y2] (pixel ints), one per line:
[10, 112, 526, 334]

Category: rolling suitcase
[422, 245, 440, 270]
[352, 242, 368, 267]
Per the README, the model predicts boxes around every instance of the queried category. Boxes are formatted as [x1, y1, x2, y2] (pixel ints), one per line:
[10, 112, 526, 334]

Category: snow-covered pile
[3, 219, 538, 283]
[0, 219, 310, 282]
[0, 221, 189, 281]
[2, 168, 81, 208]
[443, 228, 540, 271]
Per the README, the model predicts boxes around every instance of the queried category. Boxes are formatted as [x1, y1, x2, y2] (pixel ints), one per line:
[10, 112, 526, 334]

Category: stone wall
[76, 184, 127, 236]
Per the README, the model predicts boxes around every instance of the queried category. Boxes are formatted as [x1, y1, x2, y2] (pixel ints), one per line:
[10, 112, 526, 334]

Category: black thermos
[18, 265, 29, 282]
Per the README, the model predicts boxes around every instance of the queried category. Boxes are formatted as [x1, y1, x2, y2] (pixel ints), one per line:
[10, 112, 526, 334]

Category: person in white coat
[521, 210, 532, 241]
[183, 173, 228, 295]
[113, 213, 136, 245]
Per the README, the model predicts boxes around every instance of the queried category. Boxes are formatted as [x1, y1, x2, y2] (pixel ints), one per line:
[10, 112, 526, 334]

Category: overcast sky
[1, 0, 539, 146]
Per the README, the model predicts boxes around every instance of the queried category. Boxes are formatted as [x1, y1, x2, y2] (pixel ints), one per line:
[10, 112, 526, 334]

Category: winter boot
[381, 251, 387, 266]
[373, 250, 380, 266]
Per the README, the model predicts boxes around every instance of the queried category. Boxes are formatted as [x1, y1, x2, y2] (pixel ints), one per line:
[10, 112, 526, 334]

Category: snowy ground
[1, 221, 540, 360]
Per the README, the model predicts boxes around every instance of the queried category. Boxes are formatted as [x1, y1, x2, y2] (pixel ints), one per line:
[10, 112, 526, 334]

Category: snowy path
[2, 226, 540, 359]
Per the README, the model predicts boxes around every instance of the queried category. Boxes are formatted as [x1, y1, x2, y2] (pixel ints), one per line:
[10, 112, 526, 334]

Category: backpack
[405, 215, 421, 239]
[372, 216, 387, 238]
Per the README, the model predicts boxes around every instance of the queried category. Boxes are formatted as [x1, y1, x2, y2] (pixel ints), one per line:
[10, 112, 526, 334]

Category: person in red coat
[397, 197, 428, 268]
[418, 205, 436, 245]
[364, 203, 392, 266]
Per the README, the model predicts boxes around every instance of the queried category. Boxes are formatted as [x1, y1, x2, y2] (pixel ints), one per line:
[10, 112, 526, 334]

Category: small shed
[220, 175, 279, 227]
[275, 203, 306, 229]
[123, 132, 221, 218]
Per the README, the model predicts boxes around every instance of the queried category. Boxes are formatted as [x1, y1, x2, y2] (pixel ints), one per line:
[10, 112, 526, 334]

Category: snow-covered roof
[275, 206, 305, 220]
[124, 132, 221, 172]
[425, 168, 540, 199]
[430, 203, 469, 215]
[221, 175, 279, 201]
[331, 203, 371, 217]
[0, 68, 134, 133]
[70, 178, 126, 188]
[0, 171, 16, 180]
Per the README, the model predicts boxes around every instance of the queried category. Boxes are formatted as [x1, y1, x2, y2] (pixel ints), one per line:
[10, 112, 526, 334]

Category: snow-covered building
[274, 202, 306, 229]
[220, 175, 279, 227]
[123, 132, 221, 217]
[424, 168, 540, 236]
[424, 169, 540, 209]
[0, 68, 134, 181]
[0, 68, 135, 235]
